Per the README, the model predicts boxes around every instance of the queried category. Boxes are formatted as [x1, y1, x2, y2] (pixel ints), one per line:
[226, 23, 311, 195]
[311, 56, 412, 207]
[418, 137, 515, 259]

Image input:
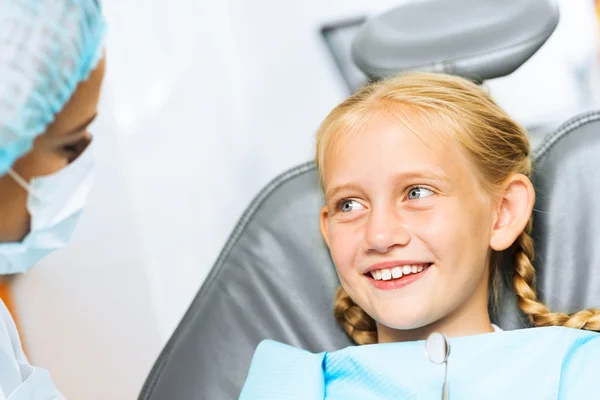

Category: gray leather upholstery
[138, 163, 352, 400]
[138, 111, 600, 399]
[494, 111, 600, 330]
[352, 0, 559, 81]
[527, 112, 600, 315]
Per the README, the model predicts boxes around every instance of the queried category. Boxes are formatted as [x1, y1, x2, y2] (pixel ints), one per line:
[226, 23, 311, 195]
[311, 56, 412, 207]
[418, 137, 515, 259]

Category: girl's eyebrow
[391, 170, 450, 184]
[325, 183, 363, 202]
[325, 170, 450, 201]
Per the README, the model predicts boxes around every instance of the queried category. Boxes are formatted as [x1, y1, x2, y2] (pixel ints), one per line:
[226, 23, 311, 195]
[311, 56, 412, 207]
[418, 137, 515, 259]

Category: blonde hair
[316, 72, 600, 345]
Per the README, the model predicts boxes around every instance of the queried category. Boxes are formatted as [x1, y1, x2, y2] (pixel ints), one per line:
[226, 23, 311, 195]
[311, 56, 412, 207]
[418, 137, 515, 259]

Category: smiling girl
[239, 72, 600, 399]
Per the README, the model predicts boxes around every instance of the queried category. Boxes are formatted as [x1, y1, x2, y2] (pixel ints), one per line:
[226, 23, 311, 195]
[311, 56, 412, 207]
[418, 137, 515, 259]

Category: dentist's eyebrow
[61, 113, 98, 137]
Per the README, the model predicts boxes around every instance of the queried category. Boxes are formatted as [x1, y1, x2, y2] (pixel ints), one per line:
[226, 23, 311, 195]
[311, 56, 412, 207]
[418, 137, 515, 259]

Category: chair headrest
[352, 0, 559, 81]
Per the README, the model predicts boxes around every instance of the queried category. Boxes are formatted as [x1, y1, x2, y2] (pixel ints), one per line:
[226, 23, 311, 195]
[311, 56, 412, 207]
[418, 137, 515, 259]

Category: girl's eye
[407, 187, 435, 200]
[337, 199, 365, 213]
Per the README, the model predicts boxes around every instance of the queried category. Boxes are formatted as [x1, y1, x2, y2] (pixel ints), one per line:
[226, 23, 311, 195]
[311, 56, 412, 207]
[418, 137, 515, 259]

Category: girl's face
[320, 114, 498, 341]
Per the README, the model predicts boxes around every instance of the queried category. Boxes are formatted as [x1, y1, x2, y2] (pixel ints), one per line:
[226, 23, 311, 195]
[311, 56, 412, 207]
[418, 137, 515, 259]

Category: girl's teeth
[381, 269, 392, 281]
[370, 264, 430, 281]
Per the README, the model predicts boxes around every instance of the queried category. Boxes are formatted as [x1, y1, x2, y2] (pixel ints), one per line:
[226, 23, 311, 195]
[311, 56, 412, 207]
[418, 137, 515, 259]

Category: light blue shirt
[0, 299, 63, 399]
[240, 326, 600, 399]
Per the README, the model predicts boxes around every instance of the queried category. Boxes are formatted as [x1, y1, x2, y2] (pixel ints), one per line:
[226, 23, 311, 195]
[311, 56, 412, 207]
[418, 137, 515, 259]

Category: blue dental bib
[240, 327, 600, 399]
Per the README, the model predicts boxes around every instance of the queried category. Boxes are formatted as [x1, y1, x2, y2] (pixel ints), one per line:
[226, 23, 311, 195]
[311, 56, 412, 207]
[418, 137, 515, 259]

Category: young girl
[239, 72, 600, 399]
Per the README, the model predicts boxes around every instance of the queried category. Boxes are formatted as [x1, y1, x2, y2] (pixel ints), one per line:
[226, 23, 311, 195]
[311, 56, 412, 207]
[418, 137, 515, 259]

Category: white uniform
[0, 300, 63, 399]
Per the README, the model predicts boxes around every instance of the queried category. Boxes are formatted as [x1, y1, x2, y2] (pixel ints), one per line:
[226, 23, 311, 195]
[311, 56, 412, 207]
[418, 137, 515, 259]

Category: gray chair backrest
[525, 111, 600, 316]
[139, 111, 600, 400]
[494, 111, 600, 330]
[352, 0, 559, 81]
[139, 163, 352, 400]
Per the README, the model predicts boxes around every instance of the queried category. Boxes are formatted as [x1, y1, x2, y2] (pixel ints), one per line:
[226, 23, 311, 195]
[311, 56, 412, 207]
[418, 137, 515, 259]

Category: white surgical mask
[0, 141, 95, 274]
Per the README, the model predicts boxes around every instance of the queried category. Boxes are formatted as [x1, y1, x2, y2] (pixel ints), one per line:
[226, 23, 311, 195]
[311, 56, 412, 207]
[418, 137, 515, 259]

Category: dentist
[0, 0, 106, 397]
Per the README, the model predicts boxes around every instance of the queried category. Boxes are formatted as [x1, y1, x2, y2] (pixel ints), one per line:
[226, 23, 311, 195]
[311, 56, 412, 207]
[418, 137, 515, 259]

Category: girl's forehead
[327, 115, 461, 168]
[321, 114, 482, 195]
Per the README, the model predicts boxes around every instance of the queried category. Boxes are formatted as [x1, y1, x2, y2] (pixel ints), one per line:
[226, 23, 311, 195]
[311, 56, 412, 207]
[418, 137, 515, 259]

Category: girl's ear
[320, 205, 331, 248]
[489, 174, 535, 251]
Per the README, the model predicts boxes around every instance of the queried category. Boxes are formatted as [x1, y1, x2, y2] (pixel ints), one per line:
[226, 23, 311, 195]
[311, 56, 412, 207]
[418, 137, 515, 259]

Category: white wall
[9, 0, 599, 399]
[487, 0, 600, 146]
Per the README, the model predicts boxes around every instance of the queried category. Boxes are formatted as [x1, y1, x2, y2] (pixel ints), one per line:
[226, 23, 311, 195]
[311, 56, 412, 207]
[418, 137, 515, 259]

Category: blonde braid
[333, 286, 377, 344]
[513, 218, 600, 331]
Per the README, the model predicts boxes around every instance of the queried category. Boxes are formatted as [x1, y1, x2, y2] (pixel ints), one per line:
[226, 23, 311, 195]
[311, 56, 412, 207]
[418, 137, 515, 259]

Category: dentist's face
[0, 57, 106, 243]
[320, 113, 495, 340]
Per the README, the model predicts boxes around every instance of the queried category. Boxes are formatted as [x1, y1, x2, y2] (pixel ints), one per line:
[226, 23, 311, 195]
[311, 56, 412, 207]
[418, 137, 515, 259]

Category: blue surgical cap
[0, 0, 106, 175]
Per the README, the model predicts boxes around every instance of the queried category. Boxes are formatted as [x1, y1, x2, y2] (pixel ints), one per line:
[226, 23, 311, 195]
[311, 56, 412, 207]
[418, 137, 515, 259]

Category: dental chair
[139, 1, 600, 399]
